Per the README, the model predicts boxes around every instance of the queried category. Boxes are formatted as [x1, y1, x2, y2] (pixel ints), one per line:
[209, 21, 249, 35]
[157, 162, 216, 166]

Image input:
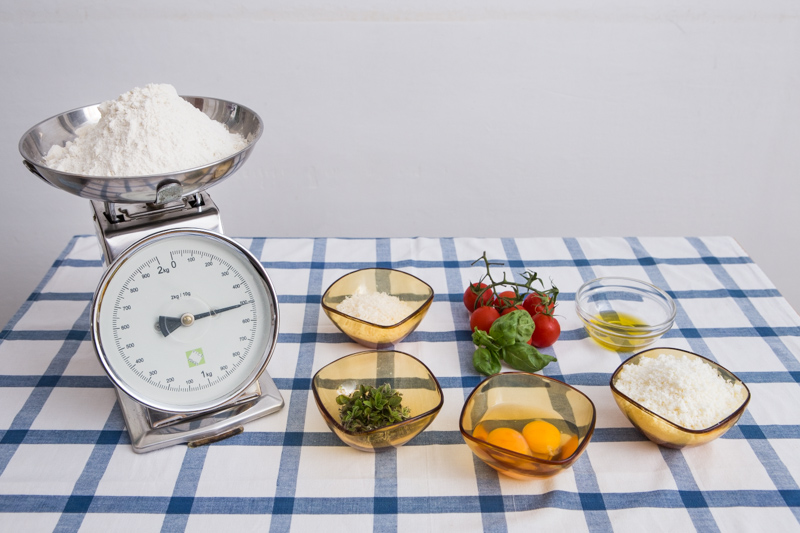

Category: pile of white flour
[44, 84, 248, 177]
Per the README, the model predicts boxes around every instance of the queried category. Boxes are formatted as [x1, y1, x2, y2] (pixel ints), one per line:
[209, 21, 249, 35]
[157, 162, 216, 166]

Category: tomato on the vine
[529, 313, 561, 348]
[523, 292, 554, 316]
[470, 306, 500, 333]
[494, 290, 518, 310]
[463, 283, 493, 312]
[501, 304, 525, 316]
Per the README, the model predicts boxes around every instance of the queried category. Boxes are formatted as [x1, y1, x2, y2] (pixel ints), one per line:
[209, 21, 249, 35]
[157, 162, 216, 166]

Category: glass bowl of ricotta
[610, 347, 751, 449]
[321, 268, 434, 348]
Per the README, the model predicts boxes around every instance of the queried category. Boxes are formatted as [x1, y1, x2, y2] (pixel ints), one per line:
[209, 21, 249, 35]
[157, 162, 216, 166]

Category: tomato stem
[468, 252, 558, 312]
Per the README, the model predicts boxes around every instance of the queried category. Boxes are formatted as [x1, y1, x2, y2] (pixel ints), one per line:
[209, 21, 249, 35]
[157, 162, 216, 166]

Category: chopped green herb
[336, 383, 411, 433]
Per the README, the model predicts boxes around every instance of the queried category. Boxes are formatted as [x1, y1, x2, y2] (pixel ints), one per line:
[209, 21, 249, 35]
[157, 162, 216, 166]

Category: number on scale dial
[92, 230, 278, 413]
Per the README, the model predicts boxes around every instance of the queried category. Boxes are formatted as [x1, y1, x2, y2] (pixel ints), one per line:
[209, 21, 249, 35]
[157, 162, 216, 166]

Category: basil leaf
[489, 310, 534, 347]
[512, 310, 535, 343]
[501, 343, 557, 373]
[473, 347, 502, 376]
[472, 329, 499, 351]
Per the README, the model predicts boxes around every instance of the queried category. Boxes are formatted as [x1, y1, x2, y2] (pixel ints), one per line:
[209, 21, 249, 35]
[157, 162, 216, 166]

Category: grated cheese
[337, 292, 415, 325]
[615, 353, 746, 430]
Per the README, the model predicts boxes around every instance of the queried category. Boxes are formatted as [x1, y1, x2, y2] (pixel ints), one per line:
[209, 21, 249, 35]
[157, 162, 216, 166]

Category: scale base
[116, 371, 284, 454]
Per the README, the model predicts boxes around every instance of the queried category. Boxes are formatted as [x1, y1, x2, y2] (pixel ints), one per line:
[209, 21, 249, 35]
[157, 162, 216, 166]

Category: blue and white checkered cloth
[1, 236, 799, 532]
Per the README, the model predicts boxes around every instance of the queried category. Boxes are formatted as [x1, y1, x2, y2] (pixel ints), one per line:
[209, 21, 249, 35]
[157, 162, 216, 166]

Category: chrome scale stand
[90, 187, 283, 453]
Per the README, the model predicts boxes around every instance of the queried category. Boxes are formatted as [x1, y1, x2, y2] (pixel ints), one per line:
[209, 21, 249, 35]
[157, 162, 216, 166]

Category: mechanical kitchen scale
[19, 96, 284, 453]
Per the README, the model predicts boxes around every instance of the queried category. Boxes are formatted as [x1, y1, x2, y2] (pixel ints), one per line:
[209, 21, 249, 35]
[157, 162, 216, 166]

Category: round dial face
[92, 229, 279, 413]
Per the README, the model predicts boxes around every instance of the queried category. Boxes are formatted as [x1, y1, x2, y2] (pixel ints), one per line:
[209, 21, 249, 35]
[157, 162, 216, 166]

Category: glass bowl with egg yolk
[459, 372, 596, 479]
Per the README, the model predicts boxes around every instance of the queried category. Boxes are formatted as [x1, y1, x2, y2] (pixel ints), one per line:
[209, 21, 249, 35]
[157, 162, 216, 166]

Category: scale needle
[158, 301, 253, 337]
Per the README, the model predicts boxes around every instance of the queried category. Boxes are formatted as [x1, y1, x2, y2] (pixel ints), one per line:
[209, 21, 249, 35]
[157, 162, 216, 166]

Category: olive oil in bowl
[587, 311, 655, 351]
[575, 277, 677, 352]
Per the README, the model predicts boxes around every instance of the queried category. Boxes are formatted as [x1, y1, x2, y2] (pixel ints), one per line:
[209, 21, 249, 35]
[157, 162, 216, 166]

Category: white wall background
[1, 1, 799, 328]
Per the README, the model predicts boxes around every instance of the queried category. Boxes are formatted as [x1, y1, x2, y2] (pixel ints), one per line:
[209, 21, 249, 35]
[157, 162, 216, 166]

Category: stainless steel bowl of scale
[19, 96, 284, 453]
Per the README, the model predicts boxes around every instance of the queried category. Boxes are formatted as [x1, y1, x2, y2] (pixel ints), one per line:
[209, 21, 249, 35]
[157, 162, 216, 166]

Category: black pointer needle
[158, 301, 253, 337]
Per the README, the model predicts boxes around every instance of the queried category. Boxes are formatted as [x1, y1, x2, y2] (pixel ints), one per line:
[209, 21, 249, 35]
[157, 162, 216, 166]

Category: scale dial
[91, 229, 279, 414]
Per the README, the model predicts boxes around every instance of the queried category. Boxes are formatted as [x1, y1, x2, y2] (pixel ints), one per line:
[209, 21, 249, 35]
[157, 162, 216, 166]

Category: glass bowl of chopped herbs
[311, 350, 443, 452]
[321, 268, 434, 348]
[610, 347, 751, 449]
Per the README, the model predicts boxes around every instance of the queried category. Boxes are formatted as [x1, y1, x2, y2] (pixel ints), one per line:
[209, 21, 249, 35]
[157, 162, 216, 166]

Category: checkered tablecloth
[1, 236, 799, 532]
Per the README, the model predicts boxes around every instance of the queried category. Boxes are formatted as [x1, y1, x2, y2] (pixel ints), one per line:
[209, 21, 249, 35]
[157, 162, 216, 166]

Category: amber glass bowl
[459, 372, 596, 479]
[311, 350, 444, 452]
[575, 277, 676, 351]
[610, 347, 751, 449]
[321, 268, 434, 349]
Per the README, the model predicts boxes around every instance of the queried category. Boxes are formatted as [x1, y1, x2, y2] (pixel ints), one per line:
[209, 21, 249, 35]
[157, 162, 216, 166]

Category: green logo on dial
[186, 348, 206, 367]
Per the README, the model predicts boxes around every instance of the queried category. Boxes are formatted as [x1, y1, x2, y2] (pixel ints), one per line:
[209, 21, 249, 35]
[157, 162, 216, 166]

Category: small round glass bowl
[311, 350, 444, 452]
[610, 347, 751, 449]
[459, 372, 596, 479]
[321, 268, 434, 349]
[575, 276, 677, 351]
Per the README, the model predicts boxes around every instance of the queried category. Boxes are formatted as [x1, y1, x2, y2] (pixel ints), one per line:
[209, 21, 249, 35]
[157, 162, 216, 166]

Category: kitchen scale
[19, 96, 284, 453]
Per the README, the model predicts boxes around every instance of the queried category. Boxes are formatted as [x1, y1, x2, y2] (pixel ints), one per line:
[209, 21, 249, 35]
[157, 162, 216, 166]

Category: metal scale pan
[19, 95, 263, 205]
[20, 96, 265, 262]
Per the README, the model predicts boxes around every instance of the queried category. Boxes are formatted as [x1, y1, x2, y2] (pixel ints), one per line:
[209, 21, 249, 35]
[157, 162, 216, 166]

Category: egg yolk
[557, 435, 579, 460]
[472, 423, 489, 442]
[486, 427, 533, 456]
[522, 420, 561, 457]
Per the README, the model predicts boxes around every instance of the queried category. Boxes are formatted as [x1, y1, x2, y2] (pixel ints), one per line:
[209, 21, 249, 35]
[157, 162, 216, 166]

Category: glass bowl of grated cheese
[610, 347, 751, 449]
[321, 268, 434, 348]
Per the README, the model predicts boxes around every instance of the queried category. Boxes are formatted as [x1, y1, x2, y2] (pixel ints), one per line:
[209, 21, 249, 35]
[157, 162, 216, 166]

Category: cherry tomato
[529, 313, 561, 348]
[463, 283, 493, 312]
[523, 293, 554, 316]
[501, 304, 525, 316]
[494, 290, 518, 310]
[470, 306, 500, 333]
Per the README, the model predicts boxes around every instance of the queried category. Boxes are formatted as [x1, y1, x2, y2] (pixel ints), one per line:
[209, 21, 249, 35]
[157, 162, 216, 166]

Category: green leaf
[490, 310, 534, 346]
[337, 382, 411, 433]
[473, 347, 502, 376]
[472, 328, 499, 350]
[501, 343, 557, 373]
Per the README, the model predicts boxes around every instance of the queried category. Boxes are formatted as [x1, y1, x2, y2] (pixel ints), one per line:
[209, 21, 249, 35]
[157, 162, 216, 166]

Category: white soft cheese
[614, 353, 746, 430]
[337, 292, 415, 326]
